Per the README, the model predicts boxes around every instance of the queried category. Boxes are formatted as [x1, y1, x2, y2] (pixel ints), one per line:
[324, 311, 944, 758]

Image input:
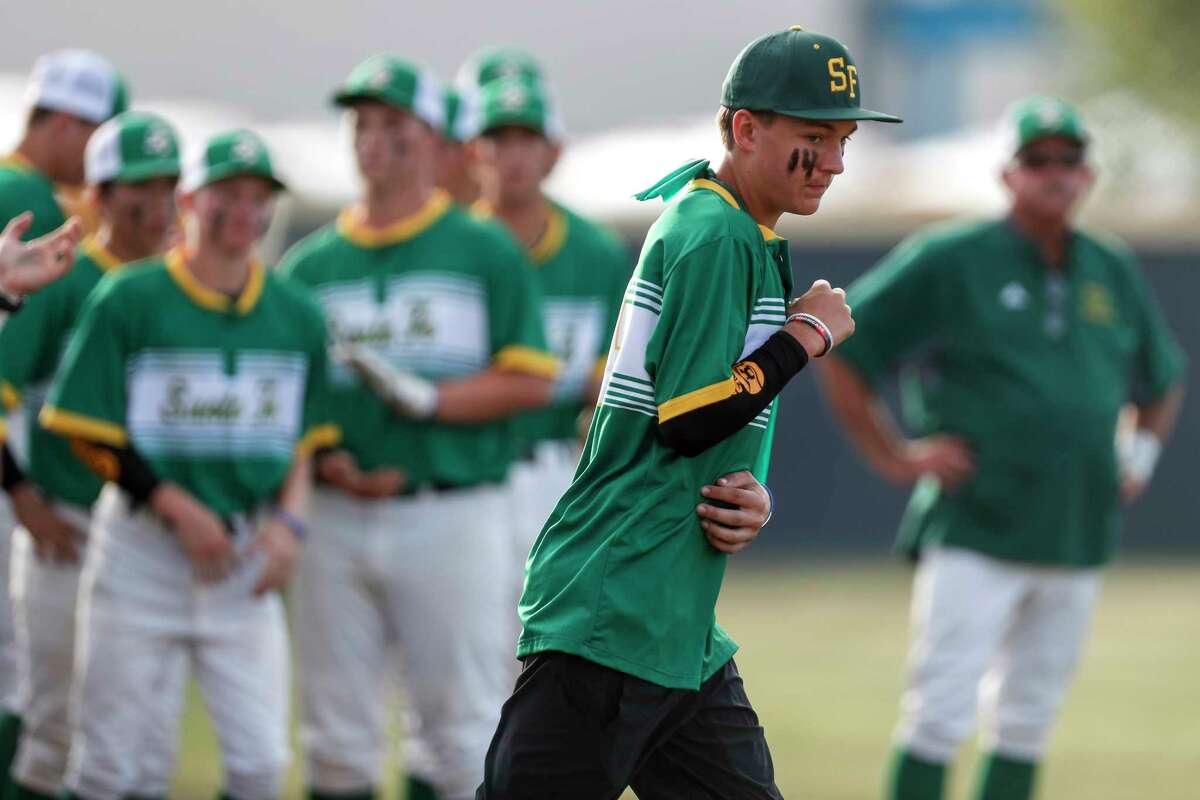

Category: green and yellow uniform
[41, 250, 339, 517]
[838, 218, 1186, 566]
[517, 165, 793, 689]
[0, 239, 128, 507]
[279, 192, 556, 486]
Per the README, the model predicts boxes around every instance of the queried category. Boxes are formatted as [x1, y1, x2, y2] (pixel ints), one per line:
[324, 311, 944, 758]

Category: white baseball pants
[295, 484, 512, 800]
[64, 486, 290, 800]
[896, 545, 1101, 763]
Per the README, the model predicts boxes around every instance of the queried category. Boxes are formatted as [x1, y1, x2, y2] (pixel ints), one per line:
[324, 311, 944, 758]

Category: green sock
[306, 790, 376, 800]
[406, 775, 440, 800]
[886, 748, 947, 800]
[975, 752, 1037, 800]
[4, 783, 56, 800]
[0, 712, 21, 800]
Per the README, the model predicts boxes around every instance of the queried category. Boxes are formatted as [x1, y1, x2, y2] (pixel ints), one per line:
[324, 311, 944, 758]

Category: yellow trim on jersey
[530, 206, 568, 265]
[165, 249, 266, 316]
[657, 377, 738, 424]
[0, 152, 34, 172]
[688, 178, 782, 242]
[494, 345, 560, 379]
[591, 355, 609, 384]
[1, 382, 20, 411]
[39, 405, 128, 447]
[337, 189, 452, 248]
[80, 237, 124, 272]
[294, 423, 342, 458]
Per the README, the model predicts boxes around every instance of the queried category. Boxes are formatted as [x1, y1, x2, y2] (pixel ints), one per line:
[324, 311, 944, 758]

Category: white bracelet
[1119, 429, 1162, 484]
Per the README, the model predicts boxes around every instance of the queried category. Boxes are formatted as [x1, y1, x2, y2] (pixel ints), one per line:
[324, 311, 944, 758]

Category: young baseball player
[819, 97, 1186, 800]
[477, 27, 900, 799]
[0, 49, 127, 788]
[468, 71, 630, 640]
[278, 56, 555, 800]
[0, 110, 182, 800]
[40, 129, 338, 800]
[436, 88, 480, 207]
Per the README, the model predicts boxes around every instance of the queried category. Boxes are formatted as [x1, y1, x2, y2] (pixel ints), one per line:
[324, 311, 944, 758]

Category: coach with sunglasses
[819, 96, 1185, 800]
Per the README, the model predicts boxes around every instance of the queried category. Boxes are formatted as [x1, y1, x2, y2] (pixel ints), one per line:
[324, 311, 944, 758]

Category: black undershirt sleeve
[69, 438, 162, 505]
[1, 442, 27, 493]
[657, 330, 809, 457]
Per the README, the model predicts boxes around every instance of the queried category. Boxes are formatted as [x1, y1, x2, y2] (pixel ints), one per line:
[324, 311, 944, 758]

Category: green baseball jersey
[278, 190, 557, 487]
[0, 239, 130, 507]
[517, 174, 793, 690]
[483, 202, 630, 449]
[838, 219, 1186, 567]
[0, 153, 66, 239]
[0, 153, 68, 444]
[41, 250, 340, 517]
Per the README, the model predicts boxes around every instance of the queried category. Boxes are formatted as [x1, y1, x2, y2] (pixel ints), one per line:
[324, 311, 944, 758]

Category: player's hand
[152, 483, 234, 582]
[785, 279, 854, 357]
[696, 470, 772, 554]
[251, 517, 299, 597]
[893, 435, 976, 491]
[9, 483, 82, 563]
[316, 449, 405, 499]
[0, 213, 82, 297]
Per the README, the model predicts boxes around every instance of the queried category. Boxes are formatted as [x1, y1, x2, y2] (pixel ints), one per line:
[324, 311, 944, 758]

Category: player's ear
[731, 109, 759, 153]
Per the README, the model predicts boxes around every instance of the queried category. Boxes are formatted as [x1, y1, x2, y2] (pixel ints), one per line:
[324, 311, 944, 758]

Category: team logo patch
[144, 126, 172, 156]
[1081, 282, 1115, 325]
[999, 281, 1029, 311]
[231, 134, 260, 163]
[732, 361, 764, 395]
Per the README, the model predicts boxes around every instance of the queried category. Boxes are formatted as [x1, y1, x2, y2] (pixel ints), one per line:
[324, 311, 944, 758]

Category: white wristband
[1119, 429, 1161, 485]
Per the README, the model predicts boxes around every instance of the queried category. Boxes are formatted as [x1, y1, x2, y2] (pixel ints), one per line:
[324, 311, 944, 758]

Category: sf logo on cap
[828, 57, 858, 99]
[232, 135, 260, 163]
[144, 126, 172, 156]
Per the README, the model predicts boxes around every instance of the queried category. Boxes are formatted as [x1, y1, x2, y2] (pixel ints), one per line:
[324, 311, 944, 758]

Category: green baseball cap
[181, 129, 285, 193]
[476, 77, 564, 140]
[85, 111, 181, 186]
[332, 54, 445, 129]
[456, 46, 544, 91]
[722, 26, 901, 123]
[1009, 95, 1088, 152]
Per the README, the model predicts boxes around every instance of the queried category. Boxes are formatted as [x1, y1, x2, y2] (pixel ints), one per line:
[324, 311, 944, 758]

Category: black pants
[477, 651, 783, 799]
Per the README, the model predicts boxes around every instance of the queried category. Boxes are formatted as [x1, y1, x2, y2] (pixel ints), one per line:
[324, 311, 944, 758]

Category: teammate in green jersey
[0, 110, 181, 800]
[41, 129, 337, 800]
[819, 97, 1186, 800]
[478, 26, 900, 799]
[0, 49, 126, 791]
[279, 55, 556, 800]
[467, 68, 632, 655]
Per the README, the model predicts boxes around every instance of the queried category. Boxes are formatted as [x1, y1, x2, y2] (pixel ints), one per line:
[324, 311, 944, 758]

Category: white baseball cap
[24, 49, 128, 125]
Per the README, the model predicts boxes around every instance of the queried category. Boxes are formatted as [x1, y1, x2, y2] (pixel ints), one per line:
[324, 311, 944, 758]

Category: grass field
[171, 558, 1200, 799]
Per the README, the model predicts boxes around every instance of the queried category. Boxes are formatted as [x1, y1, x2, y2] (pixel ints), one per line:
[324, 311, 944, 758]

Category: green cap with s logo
[721, 26, 901, 123]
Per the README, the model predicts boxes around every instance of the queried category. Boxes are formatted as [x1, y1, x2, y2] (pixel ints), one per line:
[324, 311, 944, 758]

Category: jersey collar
[165, 248, 265, 316]
[80, 237, 124, 272]
[474, 199, 569, 265]
[687, 175, 782, 242]
[337, 189, 452, 248]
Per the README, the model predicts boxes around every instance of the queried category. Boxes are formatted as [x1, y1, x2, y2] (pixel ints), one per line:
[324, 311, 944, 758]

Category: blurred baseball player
[819, 97, 1186, 800]
[40, 129, 338, 800]
[0, 49, 126, 789]
[279, 56, 555, 800]
[478, 27, 900, 798]
[436, 88, 480, 206]
[467, 68, 630, 646]
[0, 110, 181, 800]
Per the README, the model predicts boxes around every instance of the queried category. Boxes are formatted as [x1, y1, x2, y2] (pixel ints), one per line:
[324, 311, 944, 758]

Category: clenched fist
[784, 279, 854, 357]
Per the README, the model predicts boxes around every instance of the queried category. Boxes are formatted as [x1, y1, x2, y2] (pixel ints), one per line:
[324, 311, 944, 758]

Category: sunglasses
[1016, 150, 1085, 170]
